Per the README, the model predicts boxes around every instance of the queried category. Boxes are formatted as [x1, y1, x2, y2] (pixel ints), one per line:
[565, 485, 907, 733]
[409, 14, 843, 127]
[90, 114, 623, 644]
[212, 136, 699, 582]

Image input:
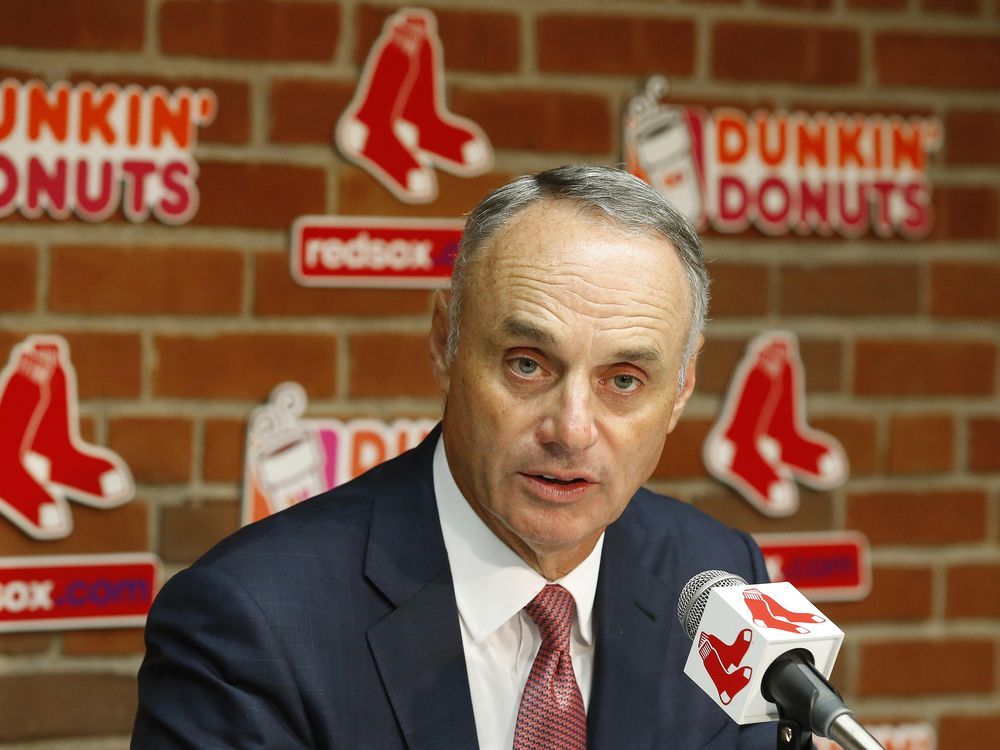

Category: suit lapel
[587, 504, 681, 750]
[364, 428, 479, 750]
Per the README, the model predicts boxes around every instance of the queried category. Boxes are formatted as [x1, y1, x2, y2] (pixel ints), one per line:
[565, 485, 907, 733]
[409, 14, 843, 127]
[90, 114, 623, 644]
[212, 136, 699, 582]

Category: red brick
[159, 499, 240, 563]
[787, 99, 935, 118]
[270, 78, 354, 144]
[697, 338, 748, 395]
[969, 417, 1000, 471]
[938, 715, 1000, 750]
[930, 185, 999, 240]
[857, 639, 993, 696]
[848, 0, 906, 8]
[713, 22, 860, 84]
[51, 245, 243, 315]
[761, 0, 832, 6]
[946, 110, 1000, 165]
[155, 333, 337, 399]
[449, 88, 611, 154]
[854, 339, 996, 396]
[0, 0, 143, 51]
[923, 0, 980, 14]
[62, 628, 145, 655]
[338, 163, 512, 218]
[349, 333, 439, 398]
[0, 245, 36, 311]
[652, 418, 712, 479]
[887, 414, 954, 474]
[821, 566, 933, 622]
[0, 500, 149, 556]
[708, 263, 770, 317]
[254, 251, 433, 317]
[160, 0, 339, 61]
[59, 331, 142, 398]
[204, 418, 247, 483]
[71, 72, 251, 144]
[846, 488, 987, 544]
[0, 632, 51, 655]
[694, 487, 835, 533]
[356, 5, 520, 73]
[538, 14, 695, 76]
[946, 563, 1000, 618]
[107, 417, 193, 483]
[0, 672, 137, 741]
[0, 332, 140, 398]
[932, 263, 1000, 319]
[811, 416, 878, 475]
[877, 32, 1000, 89]
[780, 264, 919, 316]
[799, 340, 844, 392]
[194, 161, 326, 229]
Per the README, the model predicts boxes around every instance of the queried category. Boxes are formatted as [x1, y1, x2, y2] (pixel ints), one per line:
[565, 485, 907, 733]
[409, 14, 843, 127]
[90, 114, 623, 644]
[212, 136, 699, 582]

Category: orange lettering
[0, 80, 16, 141]
[27, 81, 69, 141]
[350, 429, 386, 479]
[716, 110, 748, 164]
[79, 85, 117, 145]
[891, 120, 924, 171]
[796, 117, 827, 168]
[836, 117, 865, 169]
[151, 88, 191, 149]
[756, 112, 786, 167]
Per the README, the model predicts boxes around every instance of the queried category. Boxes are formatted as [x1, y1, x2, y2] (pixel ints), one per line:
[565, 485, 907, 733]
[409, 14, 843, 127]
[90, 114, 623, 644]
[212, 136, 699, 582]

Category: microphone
[677, 570, 884, 750]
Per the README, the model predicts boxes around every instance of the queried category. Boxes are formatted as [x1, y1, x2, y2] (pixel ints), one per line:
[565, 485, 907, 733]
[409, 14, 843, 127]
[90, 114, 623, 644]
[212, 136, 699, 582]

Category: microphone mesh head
[676, 569, 748, 640]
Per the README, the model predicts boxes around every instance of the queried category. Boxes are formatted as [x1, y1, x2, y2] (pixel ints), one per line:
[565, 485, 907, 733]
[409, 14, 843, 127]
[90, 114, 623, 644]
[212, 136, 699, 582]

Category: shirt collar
[433, 435, 604, 645]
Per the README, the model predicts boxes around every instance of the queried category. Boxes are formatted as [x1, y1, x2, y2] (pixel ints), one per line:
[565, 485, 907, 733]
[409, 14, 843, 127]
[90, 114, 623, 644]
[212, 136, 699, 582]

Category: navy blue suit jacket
[133, 428, 776, 749]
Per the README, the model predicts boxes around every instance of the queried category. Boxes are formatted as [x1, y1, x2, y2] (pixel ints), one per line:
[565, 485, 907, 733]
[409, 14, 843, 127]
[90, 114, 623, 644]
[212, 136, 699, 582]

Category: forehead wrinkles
[499, 262, 686, 331]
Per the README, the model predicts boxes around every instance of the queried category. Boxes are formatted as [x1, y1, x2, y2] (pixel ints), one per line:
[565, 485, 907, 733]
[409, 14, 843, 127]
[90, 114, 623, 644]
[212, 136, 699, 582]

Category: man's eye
[608, 374, 640, 392]
[514, 357, 540, 375]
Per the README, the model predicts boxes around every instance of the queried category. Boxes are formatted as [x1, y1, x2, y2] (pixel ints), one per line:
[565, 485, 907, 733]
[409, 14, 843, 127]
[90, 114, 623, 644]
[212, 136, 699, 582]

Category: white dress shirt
[433, 437, 604, 750]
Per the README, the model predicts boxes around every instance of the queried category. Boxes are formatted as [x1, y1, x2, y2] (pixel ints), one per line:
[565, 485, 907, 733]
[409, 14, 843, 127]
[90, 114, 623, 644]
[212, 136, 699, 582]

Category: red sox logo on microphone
[700, 589, 826, 705]
[703, 331, 849, 517]
[335, 7, 493, 203]
[0, 335, 134, 540]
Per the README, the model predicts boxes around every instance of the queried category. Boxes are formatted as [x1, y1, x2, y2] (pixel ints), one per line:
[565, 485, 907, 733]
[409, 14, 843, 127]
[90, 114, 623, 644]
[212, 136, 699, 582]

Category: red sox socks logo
[699, 628, 753, 705]
[0, 336, 134, 540]
[699, 590, 826, 704]
[743, 587, 825, 635]
[703, 332, 848, 517]
[335, 7, 493, 203]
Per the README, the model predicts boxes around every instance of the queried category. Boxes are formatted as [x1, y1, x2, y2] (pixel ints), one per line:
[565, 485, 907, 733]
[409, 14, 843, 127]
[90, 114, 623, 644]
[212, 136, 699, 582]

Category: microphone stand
[765, 650, 884, 750]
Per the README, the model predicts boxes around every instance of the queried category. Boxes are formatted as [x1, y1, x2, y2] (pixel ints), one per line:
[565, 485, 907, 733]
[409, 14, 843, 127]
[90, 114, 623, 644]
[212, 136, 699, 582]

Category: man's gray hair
[447, 164, 710, 389]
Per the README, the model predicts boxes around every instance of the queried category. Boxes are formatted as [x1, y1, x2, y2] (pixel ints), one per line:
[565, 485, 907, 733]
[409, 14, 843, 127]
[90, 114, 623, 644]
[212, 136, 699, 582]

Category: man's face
[432, 200, 699, 574]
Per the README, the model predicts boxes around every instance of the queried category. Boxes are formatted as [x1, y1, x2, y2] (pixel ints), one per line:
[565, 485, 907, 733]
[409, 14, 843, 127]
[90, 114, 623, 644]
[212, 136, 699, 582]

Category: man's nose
[539, 378, 598, 453]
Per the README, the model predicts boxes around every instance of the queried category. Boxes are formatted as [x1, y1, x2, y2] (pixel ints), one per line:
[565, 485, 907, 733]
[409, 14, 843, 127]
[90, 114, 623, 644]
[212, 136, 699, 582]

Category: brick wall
[0, 0, 997, 747]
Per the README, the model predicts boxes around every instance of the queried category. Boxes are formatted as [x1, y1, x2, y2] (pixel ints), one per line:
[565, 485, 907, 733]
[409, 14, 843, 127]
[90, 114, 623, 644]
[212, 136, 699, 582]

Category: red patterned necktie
[513, 584, 587, 750]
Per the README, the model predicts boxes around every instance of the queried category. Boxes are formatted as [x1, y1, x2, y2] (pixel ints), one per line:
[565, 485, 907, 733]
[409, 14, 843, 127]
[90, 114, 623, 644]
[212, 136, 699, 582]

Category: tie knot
[524, 584, 575, 648]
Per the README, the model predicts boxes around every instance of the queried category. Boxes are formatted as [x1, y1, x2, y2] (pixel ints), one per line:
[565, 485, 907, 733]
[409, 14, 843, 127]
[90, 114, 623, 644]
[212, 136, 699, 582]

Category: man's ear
[429, 289, 452, 393]
[667, 335, 703, 433]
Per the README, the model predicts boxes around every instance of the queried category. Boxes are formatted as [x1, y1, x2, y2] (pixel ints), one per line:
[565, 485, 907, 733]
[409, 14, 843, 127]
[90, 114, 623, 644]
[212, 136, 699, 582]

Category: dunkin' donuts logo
[624, 76, 942, 238]
[242, 382, 436, 525]
[0, 79, 216, 224]
[291, 216, 463, 288]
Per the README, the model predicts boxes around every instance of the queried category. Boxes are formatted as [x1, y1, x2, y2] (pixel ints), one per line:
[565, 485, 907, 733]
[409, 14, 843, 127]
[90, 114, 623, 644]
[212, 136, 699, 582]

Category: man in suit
[133, 165, 776, 749]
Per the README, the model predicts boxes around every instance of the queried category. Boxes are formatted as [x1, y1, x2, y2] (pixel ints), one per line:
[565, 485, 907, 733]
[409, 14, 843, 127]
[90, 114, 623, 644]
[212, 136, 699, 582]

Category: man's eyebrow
[612, 347, 664, 366]
[500, 317, 556, 346]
